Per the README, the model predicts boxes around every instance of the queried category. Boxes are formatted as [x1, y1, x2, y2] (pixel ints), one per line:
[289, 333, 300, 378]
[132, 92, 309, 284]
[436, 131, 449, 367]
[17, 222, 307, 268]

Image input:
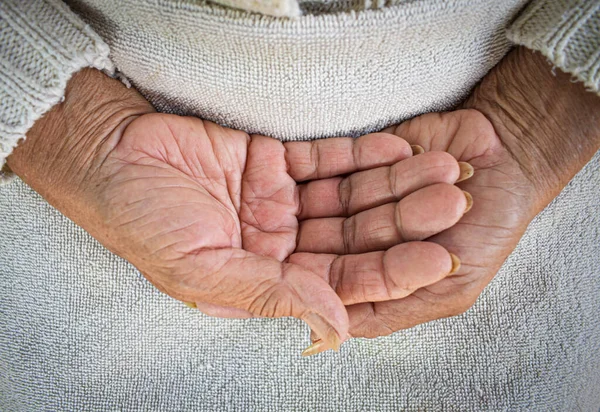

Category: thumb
[178, 248, 349, 351]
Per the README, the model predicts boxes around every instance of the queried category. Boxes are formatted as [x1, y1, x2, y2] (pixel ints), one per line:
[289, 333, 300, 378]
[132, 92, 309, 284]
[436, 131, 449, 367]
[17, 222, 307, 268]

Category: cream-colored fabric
[211, 0, 301, 17]
[1, 0, 600, 409]
[69, 0, 526, 143]
[1, 152, 599, 410]
[2, 0, 600, 179]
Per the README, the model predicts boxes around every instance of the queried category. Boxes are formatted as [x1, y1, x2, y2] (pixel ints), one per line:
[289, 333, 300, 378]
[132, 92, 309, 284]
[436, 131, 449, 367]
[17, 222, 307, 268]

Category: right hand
[8, 69, 469, 352]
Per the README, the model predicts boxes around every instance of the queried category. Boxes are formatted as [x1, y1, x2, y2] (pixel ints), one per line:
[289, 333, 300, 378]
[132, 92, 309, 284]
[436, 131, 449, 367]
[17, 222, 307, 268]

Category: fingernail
[457, 162, 474, 182]
[302, 312, 342, 352]
[411, 145, 425, 155]
[301, 339, 329, 357]
[449, 253, 461, 275]
[463, 191, 473, 214]
[183, 301, 197, 309]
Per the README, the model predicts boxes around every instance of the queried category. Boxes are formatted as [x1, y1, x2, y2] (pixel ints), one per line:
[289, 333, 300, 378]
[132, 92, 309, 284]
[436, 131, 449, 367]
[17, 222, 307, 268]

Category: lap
[1, 152, 599, 411]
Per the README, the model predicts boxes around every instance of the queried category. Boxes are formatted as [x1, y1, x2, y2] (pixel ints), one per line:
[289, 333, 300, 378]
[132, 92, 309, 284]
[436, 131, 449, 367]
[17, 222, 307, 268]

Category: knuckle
[246, 282, 286, 318]
[310, 140, 320, 177]
[388, 163, 399, 197]
[342, 216, 358, 254]
[393, 201, 405, 241]
[338, 177, 352, 215]
[359, 310, 397, 339]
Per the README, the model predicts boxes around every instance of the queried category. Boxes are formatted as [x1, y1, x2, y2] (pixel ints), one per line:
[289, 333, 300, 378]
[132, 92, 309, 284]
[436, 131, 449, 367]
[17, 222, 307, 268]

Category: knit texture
[211, 0, 301, 17]
[1, 151, 598, 411]
[507, 0, 600, 93]
[2, 1, 600, 181]
[67, 0, 526, 142]
[0, 0, 113, 183]
[1, 0, 600, 410]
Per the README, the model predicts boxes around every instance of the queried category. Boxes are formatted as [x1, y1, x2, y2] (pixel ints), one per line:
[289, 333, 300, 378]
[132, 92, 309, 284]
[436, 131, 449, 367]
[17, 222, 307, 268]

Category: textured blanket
[1, 0, 600, 409]
[1, 152, 599, 410]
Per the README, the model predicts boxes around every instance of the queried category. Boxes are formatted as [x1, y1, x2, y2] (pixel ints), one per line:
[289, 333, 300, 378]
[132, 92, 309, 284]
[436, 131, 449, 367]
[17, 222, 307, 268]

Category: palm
[88, 113, 468, 347]
[350, 109, 536, 337]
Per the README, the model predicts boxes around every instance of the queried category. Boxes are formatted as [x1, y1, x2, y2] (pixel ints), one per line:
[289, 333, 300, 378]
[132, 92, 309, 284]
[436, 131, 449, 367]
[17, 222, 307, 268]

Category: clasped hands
[11, 49, 599, 356]
[8, 65, 534, 356]
[65, 109, 530, 357]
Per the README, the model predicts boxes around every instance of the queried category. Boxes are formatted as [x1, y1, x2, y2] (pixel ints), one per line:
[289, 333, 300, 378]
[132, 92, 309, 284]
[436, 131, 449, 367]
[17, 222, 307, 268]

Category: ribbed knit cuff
[0, 0, 114, 184]
[507, 0, 600, 94]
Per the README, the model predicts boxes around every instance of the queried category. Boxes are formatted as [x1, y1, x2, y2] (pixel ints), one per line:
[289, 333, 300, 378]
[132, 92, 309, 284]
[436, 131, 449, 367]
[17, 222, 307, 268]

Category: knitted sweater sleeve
[507, 0, 600, 94]
[0, 0, 113, 183]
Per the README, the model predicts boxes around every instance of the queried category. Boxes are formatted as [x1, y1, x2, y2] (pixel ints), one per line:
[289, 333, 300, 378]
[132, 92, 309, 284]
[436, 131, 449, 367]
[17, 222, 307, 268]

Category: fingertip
[384, 242, 456, 291]
[356, 132, 413, 166]
[283, 263, 349, 349]
[414, 151, 461, 184]
[399, 183, 467, 239]
[302, 312, 344, 353]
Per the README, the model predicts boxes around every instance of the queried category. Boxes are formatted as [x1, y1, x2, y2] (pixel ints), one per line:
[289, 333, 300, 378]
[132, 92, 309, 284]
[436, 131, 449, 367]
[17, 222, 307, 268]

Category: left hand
[7, 69, 473, 353]
[334, 108, 535, 339]
[321, 46, 600, 344]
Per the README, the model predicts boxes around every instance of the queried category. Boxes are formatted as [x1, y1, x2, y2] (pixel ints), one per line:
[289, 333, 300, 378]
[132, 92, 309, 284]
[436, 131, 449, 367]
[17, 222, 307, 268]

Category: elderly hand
[334, 108, 534, 339]
[8, 68, 472, 353]
[323, 47, 600, 345]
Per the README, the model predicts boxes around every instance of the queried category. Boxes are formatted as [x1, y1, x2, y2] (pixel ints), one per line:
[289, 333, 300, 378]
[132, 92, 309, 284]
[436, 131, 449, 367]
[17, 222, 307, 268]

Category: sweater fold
[1, 0, 599, 185]
[0, 0, 113, 184]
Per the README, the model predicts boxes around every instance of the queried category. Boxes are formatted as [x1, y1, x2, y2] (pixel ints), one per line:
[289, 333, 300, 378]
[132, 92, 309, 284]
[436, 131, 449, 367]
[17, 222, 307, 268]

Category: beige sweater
[1, 1, 600, 410]
[0, 0, 599, 184]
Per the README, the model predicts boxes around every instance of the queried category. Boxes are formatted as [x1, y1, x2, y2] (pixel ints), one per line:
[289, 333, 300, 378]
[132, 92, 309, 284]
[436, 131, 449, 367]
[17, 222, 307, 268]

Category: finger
[189, 301, 255, 319]
[288, 242, 459, 306]
[386, 110, 496, 161]
[171, 248, 349, 351]
[240, 135, 299, 261]
[296, 183, 469, 254]
[346, 278, 480, 339]
[297, 151, 462, 219]
[284, 133, 412, 182]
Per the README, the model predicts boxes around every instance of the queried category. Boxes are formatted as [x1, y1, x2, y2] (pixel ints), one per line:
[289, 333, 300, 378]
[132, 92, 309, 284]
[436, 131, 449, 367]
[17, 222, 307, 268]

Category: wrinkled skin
[9, 48, 600, 354]
[143, 108, 536, 343]
[352, 109, 537, 338]
[78, 112, 470, 347]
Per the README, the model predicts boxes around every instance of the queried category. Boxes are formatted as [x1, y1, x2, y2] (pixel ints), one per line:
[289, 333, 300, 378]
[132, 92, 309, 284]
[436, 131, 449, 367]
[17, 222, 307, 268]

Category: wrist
[464, 47, 600, 211]
[7, 68, 154, 209]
